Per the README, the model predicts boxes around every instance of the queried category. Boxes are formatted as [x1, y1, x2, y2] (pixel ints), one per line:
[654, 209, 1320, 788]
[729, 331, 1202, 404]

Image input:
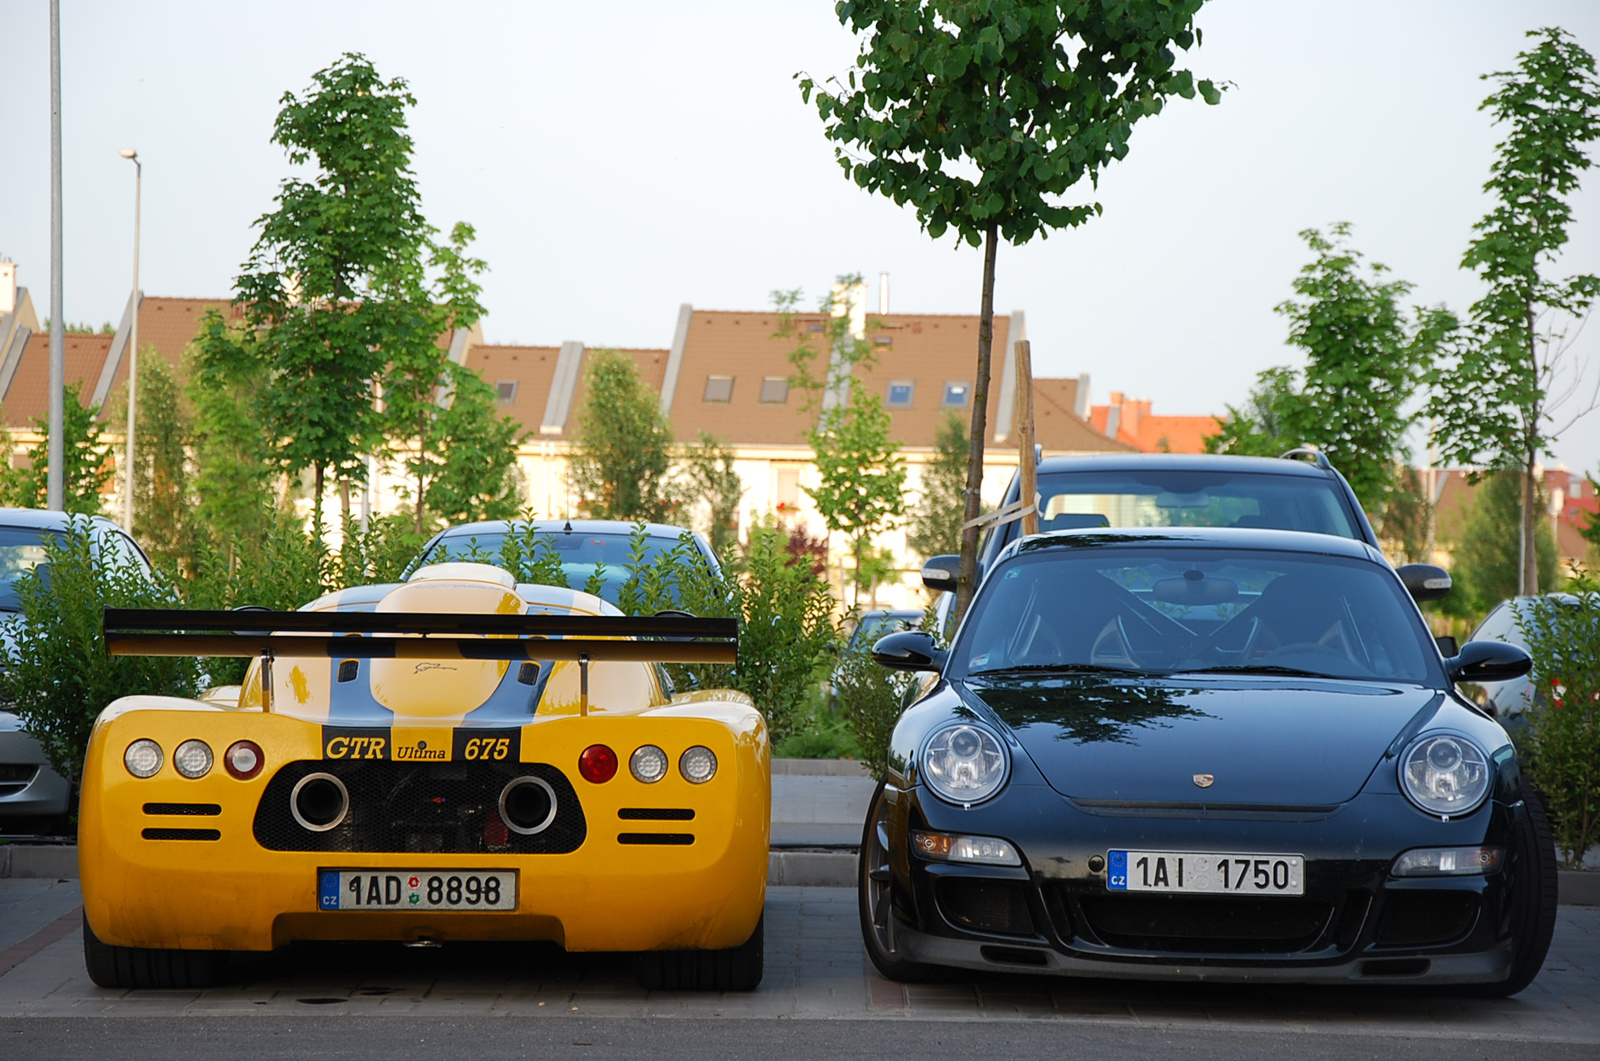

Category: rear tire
[634, 915, 763, 991]
[1462, 788, 1558, 997]
[858, 780, 945, 983]
[82, 913, 229, 989]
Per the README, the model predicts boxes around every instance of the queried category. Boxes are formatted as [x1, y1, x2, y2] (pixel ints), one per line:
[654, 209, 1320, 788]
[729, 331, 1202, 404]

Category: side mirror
[871, 630, 948, 673]
[1397, 564, 1452, 603]
[920, 556, 959, 594]
[1448, 640, 1533, 684]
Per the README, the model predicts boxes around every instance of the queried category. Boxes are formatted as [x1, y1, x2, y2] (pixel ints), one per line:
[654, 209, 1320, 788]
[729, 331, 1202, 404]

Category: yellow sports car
[79, 562, 768, 990]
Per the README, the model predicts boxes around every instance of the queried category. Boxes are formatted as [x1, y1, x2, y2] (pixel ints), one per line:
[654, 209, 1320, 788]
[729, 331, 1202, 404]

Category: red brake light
[224, 740, 264, 780]
[578, 744, 618, 783]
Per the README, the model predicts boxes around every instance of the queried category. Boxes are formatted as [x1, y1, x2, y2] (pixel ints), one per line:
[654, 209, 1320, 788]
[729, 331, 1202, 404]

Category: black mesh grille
[143, 827, 221, 841]
[144, 802, 221, 816]
[936, 877, 1036, 936]
[1374, 891, 1479, 946]
[619, 808, 695, 821]
[252, 759, 586, 854]
[1077, 894, 1333, 953]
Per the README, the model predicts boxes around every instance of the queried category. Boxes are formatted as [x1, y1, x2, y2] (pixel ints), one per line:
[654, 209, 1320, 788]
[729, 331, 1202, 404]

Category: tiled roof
[4, 332, 113, 426]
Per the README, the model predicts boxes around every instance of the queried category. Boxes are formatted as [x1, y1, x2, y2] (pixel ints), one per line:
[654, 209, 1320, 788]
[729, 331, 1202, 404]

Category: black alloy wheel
[82, 912, 230, 990]
[858, 780, 945, 983]
[1463, 787, 1559, 997]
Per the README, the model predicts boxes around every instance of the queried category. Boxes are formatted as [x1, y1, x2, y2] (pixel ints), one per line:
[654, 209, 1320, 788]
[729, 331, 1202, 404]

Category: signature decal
[413, 662, 458, 675]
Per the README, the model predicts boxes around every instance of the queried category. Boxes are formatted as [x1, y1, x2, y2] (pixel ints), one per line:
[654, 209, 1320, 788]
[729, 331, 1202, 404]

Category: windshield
[422, 532, 697, 605]
[956, 547, 1438, 684]
[1008, 470, 1361, 540]
[0, 528, 63, 612]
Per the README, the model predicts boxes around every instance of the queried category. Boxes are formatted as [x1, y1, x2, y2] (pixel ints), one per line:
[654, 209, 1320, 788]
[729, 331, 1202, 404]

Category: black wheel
[858, 780, 945, 983]
[1462, 787, 1558, 997]
[82, 912, 229, 989]
[634, 915, 763, 991]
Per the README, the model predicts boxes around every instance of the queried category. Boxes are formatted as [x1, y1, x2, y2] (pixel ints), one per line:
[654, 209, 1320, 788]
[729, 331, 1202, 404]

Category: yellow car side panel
[80, 694, 769, 954]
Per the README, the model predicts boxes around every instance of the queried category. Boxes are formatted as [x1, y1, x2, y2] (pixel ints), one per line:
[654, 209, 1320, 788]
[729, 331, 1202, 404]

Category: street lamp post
[120, 148, 140, 533]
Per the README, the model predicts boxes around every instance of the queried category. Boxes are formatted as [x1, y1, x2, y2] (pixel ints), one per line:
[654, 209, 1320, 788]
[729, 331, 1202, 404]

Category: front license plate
[318, 870, 517, 911]
[1107, 851, 1304, 896]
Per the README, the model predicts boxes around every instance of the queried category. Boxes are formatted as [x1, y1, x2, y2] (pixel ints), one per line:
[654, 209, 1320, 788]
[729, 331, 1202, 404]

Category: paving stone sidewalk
[0, 879, 1596, 1041]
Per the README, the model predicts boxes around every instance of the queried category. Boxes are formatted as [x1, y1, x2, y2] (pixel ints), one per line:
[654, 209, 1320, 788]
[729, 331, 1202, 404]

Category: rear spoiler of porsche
[103, 608, 738, 714]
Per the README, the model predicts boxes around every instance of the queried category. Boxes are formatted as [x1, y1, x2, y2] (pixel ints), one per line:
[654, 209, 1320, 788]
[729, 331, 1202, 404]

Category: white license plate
[1107, 851, 1304, 896]
[318, 870, 517, 911]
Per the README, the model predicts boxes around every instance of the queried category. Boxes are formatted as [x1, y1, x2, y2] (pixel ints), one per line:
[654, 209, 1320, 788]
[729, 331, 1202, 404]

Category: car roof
[0, 508, 123, 532]
[435, 519, 700, 541]
[1011, 525, 1382, 562]
[1033, 453, 1335, 478]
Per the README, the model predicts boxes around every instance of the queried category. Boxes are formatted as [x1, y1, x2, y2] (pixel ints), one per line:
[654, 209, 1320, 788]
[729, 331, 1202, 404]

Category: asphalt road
[2, 880, 1597, 1059]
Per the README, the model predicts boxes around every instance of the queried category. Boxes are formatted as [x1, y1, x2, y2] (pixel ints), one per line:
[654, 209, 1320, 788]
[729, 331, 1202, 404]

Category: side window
[1470, 604, 1516, 645]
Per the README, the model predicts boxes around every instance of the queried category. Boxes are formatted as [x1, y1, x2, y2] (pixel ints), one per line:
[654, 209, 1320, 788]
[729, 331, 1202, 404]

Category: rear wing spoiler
[103, 608, 738, 664]
[104, 608, 738, 715]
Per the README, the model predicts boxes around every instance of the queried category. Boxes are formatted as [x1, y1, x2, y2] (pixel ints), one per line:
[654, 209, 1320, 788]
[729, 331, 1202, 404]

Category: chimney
[0, 260, 15, 315]
[879, 272, 890, 315]
[1074, 374, 1091, 419]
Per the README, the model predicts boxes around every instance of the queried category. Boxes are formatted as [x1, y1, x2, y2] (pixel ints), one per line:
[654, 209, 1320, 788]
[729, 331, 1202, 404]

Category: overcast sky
[5, 0, 1600, 470]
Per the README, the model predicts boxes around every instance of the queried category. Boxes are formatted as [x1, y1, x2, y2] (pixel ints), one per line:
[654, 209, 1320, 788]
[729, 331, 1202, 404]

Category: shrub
[0, 519, 199, 801]
[1516, 570, 1600, 868]
[617, 523, 837, 745]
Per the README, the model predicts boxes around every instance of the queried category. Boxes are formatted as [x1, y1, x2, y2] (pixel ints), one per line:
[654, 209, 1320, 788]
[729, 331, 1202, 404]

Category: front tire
[858, 780, 944, 983]
[633, 915, 763, 991]
[82, 913, 229, 989]
[1464, 788, 1558, 997]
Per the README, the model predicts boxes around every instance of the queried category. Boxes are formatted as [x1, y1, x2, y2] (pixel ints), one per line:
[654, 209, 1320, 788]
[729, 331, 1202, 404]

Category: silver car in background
[0, 510, 152, 832]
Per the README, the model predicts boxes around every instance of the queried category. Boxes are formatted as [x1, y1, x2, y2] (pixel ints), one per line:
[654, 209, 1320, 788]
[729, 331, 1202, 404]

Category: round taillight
[578, 744, 618, 783]
[225, 740, 264, 780]
[124, 739, 163, 778]
[173, 739, 214, 779]
[629, 745, 668, 784]
[679, 745, 717, 784]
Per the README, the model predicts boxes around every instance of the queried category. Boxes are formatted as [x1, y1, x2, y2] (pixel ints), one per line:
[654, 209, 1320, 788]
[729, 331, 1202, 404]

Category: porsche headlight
[921, 722, 1009, 806]
[1399, 734, 1492, 817]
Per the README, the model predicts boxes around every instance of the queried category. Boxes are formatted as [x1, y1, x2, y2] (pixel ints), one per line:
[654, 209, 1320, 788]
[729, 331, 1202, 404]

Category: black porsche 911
[864, 528, 1555, 995]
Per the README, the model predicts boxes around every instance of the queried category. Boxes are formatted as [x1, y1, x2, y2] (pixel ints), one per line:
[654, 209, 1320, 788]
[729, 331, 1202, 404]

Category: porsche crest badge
[1193, 773, 1215, 788]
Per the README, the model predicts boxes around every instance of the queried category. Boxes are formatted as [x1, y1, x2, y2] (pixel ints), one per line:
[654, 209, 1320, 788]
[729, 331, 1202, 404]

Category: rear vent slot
[144, 803, 222, 816]
[517, 663, 540, 685]
[337, 659, 359, 683]
[142, 828, 221, 841]
[619, 808, 695, 821]
[618, 833, 694, 845]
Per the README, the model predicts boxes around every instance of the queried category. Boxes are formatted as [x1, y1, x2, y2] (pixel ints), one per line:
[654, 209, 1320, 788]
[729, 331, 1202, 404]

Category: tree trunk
[953, 221, 1000, 624]
[339, 477, 352, 527]
[1522, 448, 1539, 596]
[313, 463, 326, 544]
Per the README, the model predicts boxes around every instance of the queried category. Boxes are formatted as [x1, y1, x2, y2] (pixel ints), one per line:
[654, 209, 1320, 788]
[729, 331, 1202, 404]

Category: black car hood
[963, 676, 1438, 806]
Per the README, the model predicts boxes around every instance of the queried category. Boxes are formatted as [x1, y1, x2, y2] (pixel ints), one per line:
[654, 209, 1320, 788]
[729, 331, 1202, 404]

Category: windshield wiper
[1176, 665, 1336, 678]
[969, 663, 1145, 677]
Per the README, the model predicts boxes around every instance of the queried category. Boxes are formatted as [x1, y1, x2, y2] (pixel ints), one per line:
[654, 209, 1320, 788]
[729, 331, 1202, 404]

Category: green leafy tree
[380, 222, 495, 534]
[1206, 225, 1454, 514]
[907, 412, 973, 560]
[1381, 466, 1435, 564]
[569, 349, 678, 521]
[0, 520, 198, 806]
[1427, 28, 1600, 596]
[681, 432, 744, 557]
[1204, 366, 1298, 457]
[0, 382, 112, 513]
[801, 0, 1221, 617]
[235, 53, 478, 530]
[781, 280, 907, 606]
[1448, 469, 1558, 614]
[422, 365, 526, 525]
[187, 314, 278, 569]
[106, 353, 193, 569]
